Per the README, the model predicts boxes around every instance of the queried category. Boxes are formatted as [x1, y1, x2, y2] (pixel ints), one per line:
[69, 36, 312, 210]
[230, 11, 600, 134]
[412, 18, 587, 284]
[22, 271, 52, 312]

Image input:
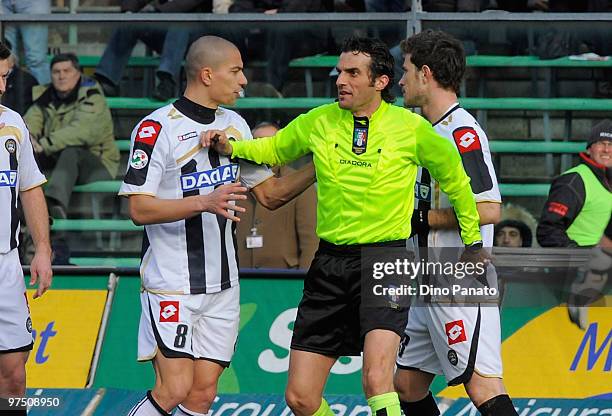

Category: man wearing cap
[537, 119, 612, 247]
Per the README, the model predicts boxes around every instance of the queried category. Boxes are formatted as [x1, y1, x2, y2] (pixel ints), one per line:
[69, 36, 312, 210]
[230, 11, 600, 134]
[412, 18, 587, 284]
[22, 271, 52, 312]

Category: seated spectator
[93, 0, 211, 101]
[0, 40, 38, 115]
[494, 219, 533, 247]
[24, 53, 120, 219]
[537, 120, 612, 247]
[230, 0, 335, 96]
[236, 122, 318, 269]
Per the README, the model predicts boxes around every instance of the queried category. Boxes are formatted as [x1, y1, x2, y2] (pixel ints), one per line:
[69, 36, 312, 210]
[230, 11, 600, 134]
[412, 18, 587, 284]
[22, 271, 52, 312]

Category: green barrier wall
[33, 276, 609, 397]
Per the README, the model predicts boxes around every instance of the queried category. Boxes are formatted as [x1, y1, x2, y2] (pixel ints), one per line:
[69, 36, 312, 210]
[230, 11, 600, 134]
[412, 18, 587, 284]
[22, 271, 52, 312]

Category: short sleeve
[119, 118, 169, 196]
[18, 122, 46, 191]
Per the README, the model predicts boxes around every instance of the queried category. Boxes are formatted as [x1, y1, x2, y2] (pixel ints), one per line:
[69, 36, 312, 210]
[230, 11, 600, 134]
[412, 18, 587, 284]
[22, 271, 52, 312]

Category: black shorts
[291, 239, 410, 356]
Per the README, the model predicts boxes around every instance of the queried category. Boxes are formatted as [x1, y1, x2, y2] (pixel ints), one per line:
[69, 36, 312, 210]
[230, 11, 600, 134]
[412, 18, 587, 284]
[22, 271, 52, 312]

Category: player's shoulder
[436, 106, 489, 140]
[215, 107, 251, 140]
[0, 105, 28, 137]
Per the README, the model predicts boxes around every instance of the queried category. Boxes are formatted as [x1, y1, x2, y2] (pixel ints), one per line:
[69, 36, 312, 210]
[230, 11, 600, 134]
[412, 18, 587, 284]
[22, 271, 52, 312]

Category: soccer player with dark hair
[395, 29, 518, 416]
[202, 36, 483, 416]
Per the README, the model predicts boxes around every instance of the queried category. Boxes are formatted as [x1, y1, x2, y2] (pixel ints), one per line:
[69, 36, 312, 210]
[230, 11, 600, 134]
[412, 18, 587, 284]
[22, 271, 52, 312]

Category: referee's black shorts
[291, 239, 410, 357]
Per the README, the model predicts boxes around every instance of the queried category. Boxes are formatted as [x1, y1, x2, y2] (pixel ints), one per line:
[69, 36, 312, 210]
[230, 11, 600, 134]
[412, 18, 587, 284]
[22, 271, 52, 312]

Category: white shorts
[396, 298, 503, 385]
[138, 285, 240, 366]
[0, 249, 33, 352]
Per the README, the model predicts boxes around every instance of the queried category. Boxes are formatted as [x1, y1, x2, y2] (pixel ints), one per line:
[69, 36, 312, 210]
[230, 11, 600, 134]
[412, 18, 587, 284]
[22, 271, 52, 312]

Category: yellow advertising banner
[440, 299, 612, 399]
[25, 290, 107, 388]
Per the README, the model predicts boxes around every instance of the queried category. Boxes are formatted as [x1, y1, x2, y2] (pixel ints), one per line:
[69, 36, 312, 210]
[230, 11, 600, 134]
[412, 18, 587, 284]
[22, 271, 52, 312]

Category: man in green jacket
[202, 37, 483, 416]
[24, 53, 119, 217]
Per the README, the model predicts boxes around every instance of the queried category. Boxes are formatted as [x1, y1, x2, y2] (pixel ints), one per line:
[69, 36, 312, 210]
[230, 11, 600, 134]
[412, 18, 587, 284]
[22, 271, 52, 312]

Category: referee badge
[352, 116, 369, 155]
[5, 139, 16, 154]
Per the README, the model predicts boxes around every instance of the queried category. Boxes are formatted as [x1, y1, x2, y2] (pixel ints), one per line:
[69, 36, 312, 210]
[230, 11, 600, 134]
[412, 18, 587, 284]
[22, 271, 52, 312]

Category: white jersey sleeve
[119, 117, 171, 196]
[15, 117, 46, 191]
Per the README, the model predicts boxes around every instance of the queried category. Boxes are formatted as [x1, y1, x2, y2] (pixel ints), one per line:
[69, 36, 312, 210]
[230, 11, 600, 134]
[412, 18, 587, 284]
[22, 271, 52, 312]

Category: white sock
[128, 391, 171, 416]
[174, 404, 208, 416]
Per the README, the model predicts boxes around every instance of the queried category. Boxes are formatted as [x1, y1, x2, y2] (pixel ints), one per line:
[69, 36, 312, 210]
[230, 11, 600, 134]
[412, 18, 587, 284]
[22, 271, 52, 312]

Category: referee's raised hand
[201, 130, 233, 155]
[202, 182, 247, 221]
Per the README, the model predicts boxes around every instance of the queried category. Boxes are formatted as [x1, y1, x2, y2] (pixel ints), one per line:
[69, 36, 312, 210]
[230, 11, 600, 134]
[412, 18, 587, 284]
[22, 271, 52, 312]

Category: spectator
[24, 53, 120, 219]
[495, 219, 533, 247]
[236, 122, 318, 269]
[0, 41, 38, 115]
[537, 120, 612, 247]
[93, 0, 211, 101]
[1, 0, 51, 84]
[230, 0, 335, 96]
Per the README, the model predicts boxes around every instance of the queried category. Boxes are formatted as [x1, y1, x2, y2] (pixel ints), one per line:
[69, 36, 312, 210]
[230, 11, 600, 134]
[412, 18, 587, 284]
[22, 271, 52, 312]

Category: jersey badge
[415, 182, 431, 201]
[352, 117, 369, 155]
[445, 320, 467, 345]
[159, 301, 180, 323]
[130, 149, 149, 170]
[135, 120, 162, 146]
[453, 127, 481, 153]
[5, 138, 16, 154]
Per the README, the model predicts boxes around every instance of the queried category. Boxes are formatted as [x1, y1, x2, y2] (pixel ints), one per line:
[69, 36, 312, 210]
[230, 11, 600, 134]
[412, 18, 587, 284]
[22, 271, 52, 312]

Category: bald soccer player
[121, 36, 315, 416]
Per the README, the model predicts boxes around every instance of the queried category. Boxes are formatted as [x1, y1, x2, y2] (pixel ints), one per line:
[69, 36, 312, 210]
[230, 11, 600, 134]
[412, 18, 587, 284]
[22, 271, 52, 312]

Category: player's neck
[183, 88, 219, 110]
[352, 95, 383, 118]
[422, 89, 458, 124]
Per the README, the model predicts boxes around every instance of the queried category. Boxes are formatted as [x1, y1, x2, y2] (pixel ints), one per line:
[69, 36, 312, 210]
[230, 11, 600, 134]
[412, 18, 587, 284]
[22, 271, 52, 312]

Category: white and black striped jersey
[414, 104, 501, 247]
[0, 106, 46, 254]
[119, 97, 273, 295]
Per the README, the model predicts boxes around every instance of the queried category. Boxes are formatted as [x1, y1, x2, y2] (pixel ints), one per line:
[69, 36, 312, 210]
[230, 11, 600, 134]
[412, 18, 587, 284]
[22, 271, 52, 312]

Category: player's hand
[29, 250, 53, 299]
[200, 130, 233, 155]
[459, 241, 492, 270]
[201, 182, 247, 221]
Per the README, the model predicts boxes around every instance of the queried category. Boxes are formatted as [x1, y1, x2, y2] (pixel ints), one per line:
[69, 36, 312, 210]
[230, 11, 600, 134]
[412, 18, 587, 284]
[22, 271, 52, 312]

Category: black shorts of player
[291, 239, 410, 357]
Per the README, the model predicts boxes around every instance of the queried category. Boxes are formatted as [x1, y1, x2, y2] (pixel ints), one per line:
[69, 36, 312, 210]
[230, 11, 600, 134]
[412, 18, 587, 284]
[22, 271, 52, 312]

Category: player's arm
[536, 173, 583, 247]
[127, 182, 247, 225]
[201, 112, 315, 165]
[20, 186, 52, 298]
[427, 201, 501, 230]
[413, 118, 481, 245]
[250, 162, 316, 210]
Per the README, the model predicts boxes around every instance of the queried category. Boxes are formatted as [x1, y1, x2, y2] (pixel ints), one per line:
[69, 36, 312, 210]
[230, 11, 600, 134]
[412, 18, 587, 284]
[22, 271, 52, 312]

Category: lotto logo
[159, 301, 179, 323]
[453, 127, 481, 154]
[135, 120, 162, 146]
[445, 320, 467, 345]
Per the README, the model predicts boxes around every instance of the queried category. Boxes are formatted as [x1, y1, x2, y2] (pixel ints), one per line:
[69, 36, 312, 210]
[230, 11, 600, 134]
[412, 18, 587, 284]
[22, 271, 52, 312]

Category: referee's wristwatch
[464, 240, 483, 252]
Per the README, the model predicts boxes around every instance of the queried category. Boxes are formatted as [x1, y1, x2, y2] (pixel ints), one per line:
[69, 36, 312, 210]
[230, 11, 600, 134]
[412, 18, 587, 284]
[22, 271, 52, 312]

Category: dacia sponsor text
[0, 170, 17, 187]
[181, 164, 239, 191]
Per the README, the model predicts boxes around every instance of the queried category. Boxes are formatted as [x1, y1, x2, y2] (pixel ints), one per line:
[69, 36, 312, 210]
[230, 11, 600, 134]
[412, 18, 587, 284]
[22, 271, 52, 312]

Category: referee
[202, 36, 483, 416]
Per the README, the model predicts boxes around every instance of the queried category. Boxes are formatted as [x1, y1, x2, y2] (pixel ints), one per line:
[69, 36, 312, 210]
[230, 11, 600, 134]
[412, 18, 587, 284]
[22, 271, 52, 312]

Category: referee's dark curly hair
[341, 36, 395, 103]
[400, 29, 465, 94]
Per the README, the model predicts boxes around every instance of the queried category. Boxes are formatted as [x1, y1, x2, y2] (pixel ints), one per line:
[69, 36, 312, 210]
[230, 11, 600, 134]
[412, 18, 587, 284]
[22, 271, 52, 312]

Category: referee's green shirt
[232, 101, 482, 245]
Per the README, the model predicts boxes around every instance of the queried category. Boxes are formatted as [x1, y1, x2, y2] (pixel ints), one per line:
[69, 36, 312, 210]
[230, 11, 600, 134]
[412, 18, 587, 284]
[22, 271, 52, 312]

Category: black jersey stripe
[208, 149, 231, 290]
[10, 150, 19, 251]
[181, 159, 207, 294]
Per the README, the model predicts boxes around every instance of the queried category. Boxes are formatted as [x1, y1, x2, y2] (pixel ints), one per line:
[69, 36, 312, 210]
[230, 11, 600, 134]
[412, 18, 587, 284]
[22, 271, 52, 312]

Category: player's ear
[200, 67, 213, 86]
[375, 74, 390, 92]
[421, 65, 433, 83]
